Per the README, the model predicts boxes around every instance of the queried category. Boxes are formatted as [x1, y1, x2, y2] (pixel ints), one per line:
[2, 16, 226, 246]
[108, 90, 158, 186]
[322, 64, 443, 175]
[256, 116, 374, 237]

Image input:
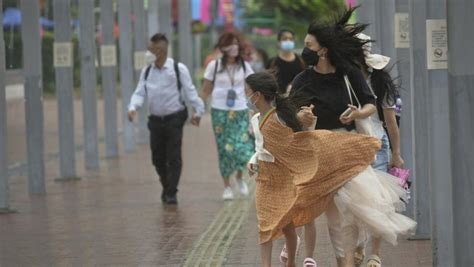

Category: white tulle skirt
[333, 166, 417, 245]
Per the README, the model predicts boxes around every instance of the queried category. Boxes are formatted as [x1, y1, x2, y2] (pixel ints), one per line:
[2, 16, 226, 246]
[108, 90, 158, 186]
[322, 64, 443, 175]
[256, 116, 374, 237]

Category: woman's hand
[340, 104, 361, 125]
[390, 153, 405, 168]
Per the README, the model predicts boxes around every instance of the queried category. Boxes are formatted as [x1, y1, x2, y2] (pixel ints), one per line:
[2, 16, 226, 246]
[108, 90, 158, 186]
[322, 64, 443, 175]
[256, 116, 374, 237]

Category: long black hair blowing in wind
[307, 6, 371, 73]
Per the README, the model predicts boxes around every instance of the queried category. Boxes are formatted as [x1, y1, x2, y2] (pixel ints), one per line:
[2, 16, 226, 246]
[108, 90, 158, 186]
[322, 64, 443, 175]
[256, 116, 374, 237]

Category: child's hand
[297, 105, 317, 129]
[247, 162, 258, 176]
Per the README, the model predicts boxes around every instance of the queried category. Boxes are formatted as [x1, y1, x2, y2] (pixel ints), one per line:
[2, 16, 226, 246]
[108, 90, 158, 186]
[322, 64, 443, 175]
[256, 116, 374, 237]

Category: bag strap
[212, 59, 219, 85]
[173, 59, 186, 105]
[174, 59, 182, 92]
[144, 61, 184, 105]
[343, 75, 361, 108]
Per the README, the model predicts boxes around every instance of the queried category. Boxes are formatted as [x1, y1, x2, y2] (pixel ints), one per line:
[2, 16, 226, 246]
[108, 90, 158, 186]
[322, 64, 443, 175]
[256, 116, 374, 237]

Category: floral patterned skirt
[211, 108, 255, 179]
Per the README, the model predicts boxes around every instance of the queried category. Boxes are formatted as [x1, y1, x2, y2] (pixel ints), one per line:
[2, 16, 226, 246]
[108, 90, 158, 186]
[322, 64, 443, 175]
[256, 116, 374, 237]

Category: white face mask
[246, 92, 258, 112]
[145, 50, 157, 64]
[280, 40, 295, 51]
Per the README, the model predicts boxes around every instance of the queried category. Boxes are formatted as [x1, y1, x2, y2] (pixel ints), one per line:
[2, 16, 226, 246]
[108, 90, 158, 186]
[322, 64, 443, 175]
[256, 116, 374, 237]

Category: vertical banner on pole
[118, 0, 136, 153]
[448, 1, 474, 265]
[79, 0, 99, 170]
[132, 0, 149, 145]
[21, 0, 46, 193]
[53, 0, 79, 180]
[0, 0, 14, 212]
[395, 0, 415, 219]
[100, 0, 119, 158]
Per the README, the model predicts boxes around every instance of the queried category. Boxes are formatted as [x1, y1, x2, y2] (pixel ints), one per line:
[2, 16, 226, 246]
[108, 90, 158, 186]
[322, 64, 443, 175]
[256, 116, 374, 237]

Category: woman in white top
[200, 32, 255, 200]
[352, 33, 406, 267]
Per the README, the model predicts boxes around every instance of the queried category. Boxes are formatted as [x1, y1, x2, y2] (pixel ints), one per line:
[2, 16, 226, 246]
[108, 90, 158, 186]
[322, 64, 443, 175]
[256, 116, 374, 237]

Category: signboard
[54, 42, 73, 67]
[426, 19, 448, 70]
[100, 45, 117, 67]
[395, 13, 410, 48]
[134, 51, 147, 70]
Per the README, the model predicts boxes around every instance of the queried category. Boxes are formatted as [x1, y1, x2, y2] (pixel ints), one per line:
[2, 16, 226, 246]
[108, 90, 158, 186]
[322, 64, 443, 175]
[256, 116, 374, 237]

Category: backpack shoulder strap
[241, 58, 246, 74]
[144, 64, 152, 81]
[173, 59, 182, 91]
[144, 64, 152, 95]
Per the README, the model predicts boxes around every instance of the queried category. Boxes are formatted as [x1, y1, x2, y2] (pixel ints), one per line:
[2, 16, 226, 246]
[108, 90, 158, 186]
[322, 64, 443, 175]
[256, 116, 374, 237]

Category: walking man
[128, 33, 205, 204]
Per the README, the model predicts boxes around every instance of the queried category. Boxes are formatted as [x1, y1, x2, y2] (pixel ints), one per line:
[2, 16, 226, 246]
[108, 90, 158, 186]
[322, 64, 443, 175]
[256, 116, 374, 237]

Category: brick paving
[1, 98, 432, 266]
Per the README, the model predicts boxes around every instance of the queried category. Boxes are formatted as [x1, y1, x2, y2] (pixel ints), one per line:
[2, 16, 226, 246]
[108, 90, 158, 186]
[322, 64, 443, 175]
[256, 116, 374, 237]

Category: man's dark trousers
[147, 108, 188, 200]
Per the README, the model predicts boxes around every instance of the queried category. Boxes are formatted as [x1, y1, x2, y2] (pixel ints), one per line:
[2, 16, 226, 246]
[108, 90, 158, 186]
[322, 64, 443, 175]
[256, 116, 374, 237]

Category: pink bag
[389, 167, 411, 190]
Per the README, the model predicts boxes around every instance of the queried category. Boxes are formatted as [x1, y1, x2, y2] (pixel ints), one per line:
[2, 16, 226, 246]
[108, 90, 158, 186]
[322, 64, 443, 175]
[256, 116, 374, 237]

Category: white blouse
[204, 59, 254, 111]
[249, 113, 275, 164]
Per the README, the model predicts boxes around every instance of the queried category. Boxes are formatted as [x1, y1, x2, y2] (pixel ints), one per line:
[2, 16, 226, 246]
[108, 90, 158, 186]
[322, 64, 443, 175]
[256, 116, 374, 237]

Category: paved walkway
[1, 99, 432, 266]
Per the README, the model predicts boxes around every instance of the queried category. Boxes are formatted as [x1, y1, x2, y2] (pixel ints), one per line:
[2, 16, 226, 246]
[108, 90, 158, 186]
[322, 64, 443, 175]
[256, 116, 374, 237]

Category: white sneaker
[222, 187, 234, 200]
[237, 179, 249, 196]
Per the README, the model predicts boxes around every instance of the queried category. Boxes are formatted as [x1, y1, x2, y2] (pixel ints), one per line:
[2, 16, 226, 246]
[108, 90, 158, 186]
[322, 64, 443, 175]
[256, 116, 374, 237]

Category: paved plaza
[0, 99, 432, 266]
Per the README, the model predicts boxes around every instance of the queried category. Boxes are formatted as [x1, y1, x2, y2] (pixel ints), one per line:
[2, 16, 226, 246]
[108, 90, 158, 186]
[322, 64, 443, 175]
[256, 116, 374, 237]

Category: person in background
[267, 29, 306, 96]
[250, 47, 269, 73]
[199, 32, 255, 201]
[128, 33, 205, 205]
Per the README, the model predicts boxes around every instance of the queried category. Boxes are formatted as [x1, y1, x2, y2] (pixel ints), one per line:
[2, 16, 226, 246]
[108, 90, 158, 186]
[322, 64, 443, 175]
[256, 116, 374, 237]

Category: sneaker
[222, 187, 234, 200]
[237, 179, 249, 196]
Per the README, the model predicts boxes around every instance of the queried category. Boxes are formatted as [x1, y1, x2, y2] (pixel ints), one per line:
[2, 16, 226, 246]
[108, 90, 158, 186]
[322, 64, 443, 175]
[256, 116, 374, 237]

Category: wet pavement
[1, 98, 432, 266]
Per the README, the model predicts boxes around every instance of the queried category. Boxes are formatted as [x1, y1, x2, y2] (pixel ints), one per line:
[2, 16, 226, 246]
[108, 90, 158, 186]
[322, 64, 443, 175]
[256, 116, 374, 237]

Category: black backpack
[143, 59, 184, 104]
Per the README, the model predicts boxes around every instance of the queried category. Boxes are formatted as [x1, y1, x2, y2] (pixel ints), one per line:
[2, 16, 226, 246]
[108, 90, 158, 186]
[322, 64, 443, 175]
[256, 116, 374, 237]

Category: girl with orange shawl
[245, 72, 415, 267]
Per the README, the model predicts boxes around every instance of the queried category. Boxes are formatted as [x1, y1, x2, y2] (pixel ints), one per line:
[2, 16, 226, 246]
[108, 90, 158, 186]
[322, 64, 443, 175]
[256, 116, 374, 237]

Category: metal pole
[79, 0, 99, 170]
[447, 0, 474, 265]
[424, 1, 454, 266]
[157, 0, 173, 56]
[395, 0, 415, 219]
[357, 0, 379, 53]
[53, 0, 79, 180]
[210, 0, 218, 46]
[178, 0, 194, 119]
[377, 0, 398, 78]
[118, 0, 136, 153]
[132, 0, 149, 145]
[100, 0, 119, 158]
[21, 0, 46, 193]
[178, 0, 193, 70]
[147, 0, 159, 37]
[0, 0, 14, 212]
[408, 0, 430, 239]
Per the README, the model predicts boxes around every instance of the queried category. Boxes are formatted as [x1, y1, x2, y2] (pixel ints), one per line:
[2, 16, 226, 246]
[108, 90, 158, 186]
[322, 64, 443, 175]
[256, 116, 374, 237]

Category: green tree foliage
[244, 0, 346, 49]
[275, 0, 346, 24]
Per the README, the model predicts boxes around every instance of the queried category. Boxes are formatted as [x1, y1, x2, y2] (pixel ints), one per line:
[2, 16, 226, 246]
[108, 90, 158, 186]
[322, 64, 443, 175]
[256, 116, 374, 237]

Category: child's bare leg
[282, 223, 298, 267]
[260, 240, 273, 267]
